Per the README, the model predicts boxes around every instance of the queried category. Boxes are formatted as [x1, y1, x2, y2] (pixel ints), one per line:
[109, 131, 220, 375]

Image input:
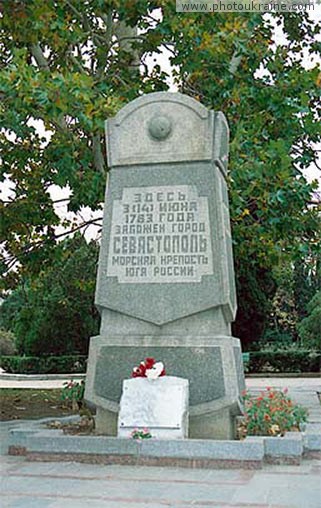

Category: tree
[160, 11, 320, 345]
[293, 253, 321, 322]
[0, 0, 168, 288]
[0, 234, 100, 355]
[297, 291, 321, 349]
[1, 4, 320, 347]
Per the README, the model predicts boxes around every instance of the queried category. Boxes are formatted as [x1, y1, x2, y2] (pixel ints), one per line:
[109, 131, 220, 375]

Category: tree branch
[1, 217, 103, 276]
[229, 51, 242, 76]
[29, 43, 68, 130]
[114, 20, 141, 71]
[92, 134, 105, 174]
[29, 43, 50, 70]
[101, 10, 113, 45]
[65, 0, 90, 31]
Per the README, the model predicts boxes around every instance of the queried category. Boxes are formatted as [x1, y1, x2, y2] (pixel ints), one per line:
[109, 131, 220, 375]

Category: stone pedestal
[86, 331, 244, 439]
[85, 92, 245, 439]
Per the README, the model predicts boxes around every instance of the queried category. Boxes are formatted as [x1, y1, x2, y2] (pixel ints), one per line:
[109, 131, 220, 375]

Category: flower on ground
[239, 388, 308, 438]
[131, 428, 152, 439]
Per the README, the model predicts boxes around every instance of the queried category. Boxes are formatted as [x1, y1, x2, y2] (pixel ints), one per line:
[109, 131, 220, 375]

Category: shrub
[297, 291, 321, 349]
[0, 235, 100, 356]
[259, 329, 294, 350]
[240, 388, 308, 437]
[247, 350, 321, 373]
[0, 328, 17, 356]
[0, 355, 87, 374]
[61, 380, 85, 410]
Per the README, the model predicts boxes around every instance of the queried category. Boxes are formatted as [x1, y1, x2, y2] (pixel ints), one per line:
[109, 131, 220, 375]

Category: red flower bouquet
[132, 357, 166, 379]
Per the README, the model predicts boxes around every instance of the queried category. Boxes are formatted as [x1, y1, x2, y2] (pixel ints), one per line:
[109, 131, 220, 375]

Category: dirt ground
[0, 388, 76, 421]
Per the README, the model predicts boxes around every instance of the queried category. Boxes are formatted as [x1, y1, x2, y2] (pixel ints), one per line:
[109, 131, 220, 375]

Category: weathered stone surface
[303, 423, 321, 451]
[264, 433, 303, 458]
[96, 93, 235, 325]
[85, 91, 245, 439]
[11, 424, 321, 467]
[106, 93, 213, 167]
[94, 345, 224, 406]
[117, 376, 189, 439]
[95, 161, 236, 325]
[9, 428, 264, 465]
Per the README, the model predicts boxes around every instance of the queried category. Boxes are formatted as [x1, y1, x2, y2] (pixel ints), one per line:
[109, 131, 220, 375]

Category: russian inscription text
[107, 185, 214, 283]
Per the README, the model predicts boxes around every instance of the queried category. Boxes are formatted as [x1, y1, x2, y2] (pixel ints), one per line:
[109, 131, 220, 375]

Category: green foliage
[260, 254, 320, 347]
[259, 329, 294, 350]
[161, 11, 321, 345]
[0, 1, 168, 288]
[0, 328, 17, 356]
[293, 258, 321, 322]
[247, 350, 321, 373]
[1, 4, 320, 347]
[0, 235, 99, 356]
[0, 355, 87, 374]
[234, 265, 276, 348]
[297, 291, 321, 349]
[242, 352, 250, 373]
[61, 379, 85, 407]
[131, 428, 152, 440]
[241, 388, 308, 437]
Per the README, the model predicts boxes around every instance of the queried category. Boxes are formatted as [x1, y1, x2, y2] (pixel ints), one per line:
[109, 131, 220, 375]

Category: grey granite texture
[8, 427, 39, 450]
[106, 92, 215, 167]
[85, 92, 244, 438]
[233, 345, 246, 393]
[100, 307, 231, 337]
[94, 345, 224, 405]
[9, 425, 318, 466]
[95, 407, 117, 436]
[85, 336, 244, 421]
[264, 433, 303, 458]
[9, 428, 264, 462]
[189, 408, 235, 440]
[95, 161, 236, 325]
[3, 442, 321, 507]
[303, 423, 321, 451]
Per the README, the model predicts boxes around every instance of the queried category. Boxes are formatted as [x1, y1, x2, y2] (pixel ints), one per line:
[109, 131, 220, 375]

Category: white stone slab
[117, 376, 189, 439]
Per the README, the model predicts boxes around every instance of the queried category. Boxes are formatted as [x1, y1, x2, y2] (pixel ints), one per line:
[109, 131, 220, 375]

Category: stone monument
[85, 92, 245, 439]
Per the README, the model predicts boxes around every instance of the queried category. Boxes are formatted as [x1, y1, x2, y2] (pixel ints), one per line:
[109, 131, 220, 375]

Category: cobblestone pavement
[1, 376, 320, 507]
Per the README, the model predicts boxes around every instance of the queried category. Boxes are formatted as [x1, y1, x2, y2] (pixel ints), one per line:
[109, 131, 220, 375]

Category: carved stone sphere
[148, 115, 172, 140]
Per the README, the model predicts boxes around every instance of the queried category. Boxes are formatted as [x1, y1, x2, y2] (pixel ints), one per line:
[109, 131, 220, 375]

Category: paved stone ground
[1, 454, 321, 507]
[1, 376, 320, 507]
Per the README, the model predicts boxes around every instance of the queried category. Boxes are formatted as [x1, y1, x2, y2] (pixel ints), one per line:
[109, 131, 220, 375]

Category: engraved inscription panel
[107, 185, 214, 283]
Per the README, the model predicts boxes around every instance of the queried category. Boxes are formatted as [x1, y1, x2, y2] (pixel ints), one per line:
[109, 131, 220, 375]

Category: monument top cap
[106, 92, 229, 172]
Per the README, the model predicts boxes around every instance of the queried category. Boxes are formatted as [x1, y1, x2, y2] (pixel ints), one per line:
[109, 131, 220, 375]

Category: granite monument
[85, 92, 245, 439]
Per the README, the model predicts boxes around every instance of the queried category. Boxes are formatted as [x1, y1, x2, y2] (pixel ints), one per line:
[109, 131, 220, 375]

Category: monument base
[95, 407, 237, 440]
[189, 409, 236, 440]
[85, 334, 245, 440]
[96, 407, 117, 436]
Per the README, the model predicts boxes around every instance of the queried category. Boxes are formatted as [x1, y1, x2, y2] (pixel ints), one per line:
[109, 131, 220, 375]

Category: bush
[0, 235, 100, 356]
[247, 350, 321, 373]
[0, 355, 87, 374]
[240, 388, 308, 437]
[297, 291, 321, 349]
[258, 329, 294, 351]
[61, 380, 85, 409]
[0, 328, 17, 356]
